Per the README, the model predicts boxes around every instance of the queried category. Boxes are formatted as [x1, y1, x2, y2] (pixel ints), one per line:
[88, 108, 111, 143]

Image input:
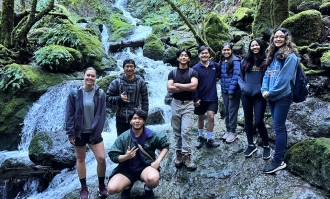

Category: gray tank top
[82, 87, 95, 133]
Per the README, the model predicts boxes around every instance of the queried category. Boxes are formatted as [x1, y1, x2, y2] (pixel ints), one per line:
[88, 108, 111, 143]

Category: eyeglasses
[274, 35, 286, 39]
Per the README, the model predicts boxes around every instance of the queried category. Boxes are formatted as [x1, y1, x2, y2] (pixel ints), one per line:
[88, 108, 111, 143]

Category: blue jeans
[268, 93, 292, 163]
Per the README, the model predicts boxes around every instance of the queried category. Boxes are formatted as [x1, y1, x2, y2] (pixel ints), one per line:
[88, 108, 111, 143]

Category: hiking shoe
[205, 138, 220, 148]
[263, 160, 286, 174]
[263, 146, 271, 160]
[195, 136, 206, 149]
[121, 186, 132, 199]
[244, 144, 257, 157]
[144, 187, 155, 199]
[174, 150, 183, 168]
[182, 154, 197, 171]
[98, 184, 108, 197]
[80, 186, 89, 199]
[222, 132, 230, 140]
[226, 133, 238, 143]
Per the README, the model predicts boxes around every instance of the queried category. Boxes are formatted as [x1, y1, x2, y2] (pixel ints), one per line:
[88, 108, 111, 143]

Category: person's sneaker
[226, 133, 238, 143]
[263, 146, 272, 160]
[244, 144, 257, 157]
[121, 186, 132, 199]
[263, 160, 286, 174]
[205, 138, 220, 148]
[174, 150, 183, 168]
[80, 186, 89, 199]
[182, 154, 197, 171]
[195, 136, 206, 149]
[144, 187, 155, 199]
[98, 184, 108, 197]
[222, 132, 230, 140]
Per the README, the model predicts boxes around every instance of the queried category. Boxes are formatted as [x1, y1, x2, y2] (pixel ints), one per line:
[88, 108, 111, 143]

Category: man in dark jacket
[107, 108, 169, 199]
[106, 58, 149, 136]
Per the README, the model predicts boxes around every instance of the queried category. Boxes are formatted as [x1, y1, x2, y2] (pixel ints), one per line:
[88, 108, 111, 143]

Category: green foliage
[34, 44, 82, 72]
[0, 64, 24, 91]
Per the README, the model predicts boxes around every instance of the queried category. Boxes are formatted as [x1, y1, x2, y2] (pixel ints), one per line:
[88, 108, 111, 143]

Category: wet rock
[146, 107, 165, 125]
[28, 132, 76, 170]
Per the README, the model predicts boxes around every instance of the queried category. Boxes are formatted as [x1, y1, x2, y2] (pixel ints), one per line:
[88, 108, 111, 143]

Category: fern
[0, 64, 25, 91]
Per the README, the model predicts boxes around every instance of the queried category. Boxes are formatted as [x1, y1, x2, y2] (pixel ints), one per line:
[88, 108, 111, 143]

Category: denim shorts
[194, 101, 218, 115]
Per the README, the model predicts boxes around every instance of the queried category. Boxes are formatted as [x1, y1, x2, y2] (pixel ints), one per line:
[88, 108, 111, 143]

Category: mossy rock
[34, 44, 82, 73]
[152, 23, 172, 37]
[108, 14, 134, 42]
[176, 37, 198, 50]
[281, 10, 322, 46]
[230, 7, 254, 31]
[0, 44, 14, 66]
[28, 133, 53, 166]
[320, 2, 330, 15]
[320, 51, 330, 68]
[204, 12, 230, 53]
[297, 0, 322, 12]
[163, 46, 179, 66]
[284, 138, 330, 192]
[289, 0, 305, 13]
[241, 0, 259, 8]
[39, 24, 107, 71]
[143, 34, 165, 61]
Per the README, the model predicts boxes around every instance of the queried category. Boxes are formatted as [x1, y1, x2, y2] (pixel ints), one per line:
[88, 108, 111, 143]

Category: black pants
[241, 94, 269, 146]
[116, 121, 131, 136]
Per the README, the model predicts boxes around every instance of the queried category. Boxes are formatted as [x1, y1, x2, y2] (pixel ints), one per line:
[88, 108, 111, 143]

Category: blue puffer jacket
[219, 55, 241, 95]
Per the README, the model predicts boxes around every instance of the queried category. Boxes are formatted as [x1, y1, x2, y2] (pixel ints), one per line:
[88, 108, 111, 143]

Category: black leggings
[241, 94, 269, 146]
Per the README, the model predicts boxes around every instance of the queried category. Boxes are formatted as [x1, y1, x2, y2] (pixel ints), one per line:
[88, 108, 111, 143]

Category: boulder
[163, 46, 179, 66]
[281, 10, 322, 46]
[284, 138, 330, 192]
[143, 34, 165, 61]
[108, 14, 134, 42]
[146, 107, 165, 125]
[320, 51, 330, 68]
[320, 2, 330, 15]
[28, 132, 76, 170]
[297, 0, 322, 12]
[204, 12, 230, 53]
[230, 7, 254, 31]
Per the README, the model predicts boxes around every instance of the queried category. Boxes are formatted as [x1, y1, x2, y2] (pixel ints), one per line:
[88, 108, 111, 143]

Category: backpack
[164, 68, 194, 105]
[292, 60, 309, 103]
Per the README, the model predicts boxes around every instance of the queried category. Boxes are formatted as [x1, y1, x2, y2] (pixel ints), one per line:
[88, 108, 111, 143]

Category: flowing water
[0, 1, 174, 198]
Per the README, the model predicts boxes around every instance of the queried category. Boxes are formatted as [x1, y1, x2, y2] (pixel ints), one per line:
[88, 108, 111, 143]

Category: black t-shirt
[168, 67, 198, 101]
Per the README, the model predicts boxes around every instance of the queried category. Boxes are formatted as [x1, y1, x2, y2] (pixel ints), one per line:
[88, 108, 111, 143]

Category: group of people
[65, 27, 301, 199]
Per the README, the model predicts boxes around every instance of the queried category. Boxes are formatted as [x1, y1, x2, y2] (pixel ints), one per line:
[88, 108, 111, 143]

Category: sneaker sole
[263, 162, 287, 174]
[226, 136, 238, 143]
[98, 188, 108, 197]
[263, 148, 272, 160]
[244, 148, 257, 157]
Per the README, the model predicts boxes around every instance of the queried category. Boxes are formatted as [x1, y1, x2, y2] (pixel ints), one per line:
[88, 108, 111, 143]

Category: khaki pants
[171, 99, 194, 154]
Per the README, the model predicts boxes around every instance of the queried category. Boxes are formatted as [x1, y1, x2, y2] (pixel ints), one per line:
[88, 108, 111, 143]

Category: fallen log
[0, 165, 60, 180]
[109, 37, 171, 53]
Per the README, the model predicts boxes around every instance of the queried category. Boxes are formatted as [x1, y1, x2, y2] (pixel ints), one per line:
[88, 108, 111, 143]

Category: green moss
[320, 51, 330, 68]
[28, 133, 53, 156]
[230, 7, 254, 30]
[152, 23, 172, 37]
[289, 0, 305, 13]
[40, 24, 106, 70]
[143, 34, 165, 61]
[108, 14, 134, 42]
[284, 138, 330, 192]
[204, 12, 230, 53]
[281, 10, 322, 46]
[320, 2, 330, 15]
[3, 98, 27, 118]
[34, 44, 82, 72]
[96, 75, 118, 93]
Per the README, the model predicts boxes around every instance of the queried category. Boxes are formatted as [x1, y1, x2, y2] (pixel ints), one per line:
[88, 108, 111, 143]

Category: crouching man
[107, 108, 169, 199]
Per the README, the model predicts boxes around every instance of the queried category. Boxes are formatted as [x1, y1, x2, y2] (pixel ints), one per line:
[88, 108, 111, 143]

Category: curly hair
[265, 27, 299, 66]
[242, 38, 267, 72]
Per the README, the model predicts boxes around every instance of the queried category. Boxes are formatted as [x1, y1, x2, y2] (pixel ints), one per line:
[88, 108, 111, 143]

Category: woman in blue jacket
[261, 27, 299, 174]
[241, 38, 270, 159]
[65, 67, 107, 199]
[219, 42, 241, 143]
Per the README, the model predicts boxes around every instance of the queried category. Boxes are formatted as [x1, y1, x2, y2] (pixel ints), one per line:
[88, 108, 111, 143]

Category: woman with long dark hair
[261, 27, 300, 174]
[240, 38, 270, 159]
[219, 42, 241, 143]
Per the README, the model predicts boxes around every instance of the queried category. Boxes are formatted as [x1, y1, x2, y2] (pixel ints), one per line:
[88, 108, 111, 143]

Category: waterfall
[0, 2, 175, 199]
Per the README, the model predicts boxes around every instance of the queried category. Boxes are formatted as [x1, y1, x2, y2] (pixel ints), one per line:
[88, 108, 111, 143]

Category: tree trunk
[163, 0, 215, 54]
[0, 0, 15, 48]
